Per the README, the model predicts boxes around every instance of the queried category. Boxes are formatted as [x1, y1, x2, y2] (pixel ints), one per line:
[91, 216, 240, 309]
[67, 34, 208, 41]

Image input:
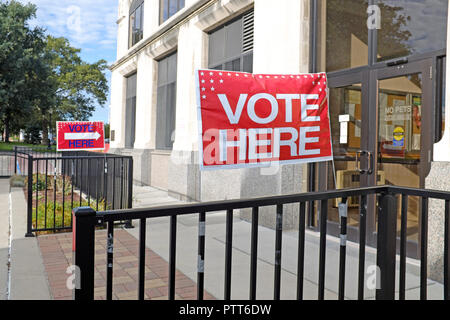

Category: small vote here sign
[57, 121, 105, 151]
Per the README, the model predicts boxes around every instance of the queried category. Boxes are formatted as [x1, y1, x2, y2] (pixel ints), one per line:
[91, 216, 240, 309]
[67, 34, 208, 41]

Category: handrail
[96, 185, 450, 222]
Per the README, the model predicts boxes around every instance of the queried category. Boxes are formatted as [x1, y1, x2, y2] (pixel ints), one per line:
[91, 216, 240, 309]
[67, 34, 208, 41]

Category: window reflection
[317, 0, 369, 72]
[377, 0, 448, 62]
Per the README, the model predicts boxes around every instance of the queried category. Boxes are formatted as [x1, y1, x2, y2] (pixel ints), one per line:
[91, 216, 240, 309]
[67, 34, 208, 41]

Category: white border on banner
[56, 121, 106, 152]
[194, 69, 335, 172]
[195, 70, 205, 170]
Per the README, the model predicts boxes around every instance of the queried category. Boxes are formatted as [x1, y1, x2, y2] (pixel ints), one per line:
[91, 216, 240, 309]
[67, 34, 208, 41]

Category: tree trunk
[41, 117, 49, 146]
[4, 117, 10, 143]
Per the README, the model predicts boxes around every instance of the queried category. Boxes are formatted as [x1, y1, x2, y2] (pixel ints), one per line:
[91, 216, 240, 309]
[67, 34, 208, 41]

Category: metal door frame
[322, 58, 435, 256]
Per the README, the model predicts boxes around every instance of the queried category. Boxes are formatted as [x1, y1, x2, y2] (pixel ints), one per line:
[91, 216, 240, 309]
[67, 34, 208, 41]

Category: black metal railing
[73, 185, 450, 300]
[10, 146, 133, 236]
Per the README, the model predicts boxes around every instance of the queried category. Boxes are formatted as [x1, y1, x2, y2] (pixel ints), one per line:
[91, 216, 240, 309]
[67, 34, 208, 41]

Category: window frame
[159, 0, 185, 25]
[125, 72, 137, 149]
[207, 10, 254, 73]
[155, 51, 178, 151]
[129, 0, 145, 49]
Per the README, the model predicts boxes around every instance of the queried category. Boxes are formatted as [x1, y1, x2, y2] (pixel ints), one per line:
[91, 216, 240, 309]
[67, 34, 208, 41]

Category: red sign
[196, 70, 333, 170]
[57, 121, 105, 151]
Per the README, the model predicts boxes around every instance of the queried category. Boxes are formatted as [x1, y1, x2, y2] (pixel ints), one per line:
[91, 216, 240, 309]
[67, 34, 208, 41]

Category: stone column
[425, 0, 450, 282]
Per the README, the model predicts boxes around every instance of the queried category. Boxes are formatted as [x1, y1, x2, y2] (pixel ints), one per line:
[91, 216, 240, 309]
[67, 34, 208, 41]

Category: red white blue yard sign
[57, 121, 105, 151]
[195, 70, 333, 170]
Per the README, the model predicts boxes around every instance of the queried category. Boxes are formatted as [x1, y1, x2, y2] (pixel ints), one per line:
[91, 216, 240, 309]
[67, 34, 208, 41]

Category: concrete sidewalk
[126, 185, 444, 300]
[0, 178, 51, 300]
[0, 179, 10, 300]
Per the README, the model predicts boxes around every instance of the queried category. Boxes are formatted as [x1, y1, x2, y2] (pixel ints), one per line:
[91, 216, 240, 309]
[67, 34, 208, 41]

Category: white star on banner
[210, 79, 214, 83]
[220, 79, 224, 83]
[202, 87, 205, 91]
[202, 95, 206, 99]
[201, 80, 205, 83]
[211, 87, 215, 91]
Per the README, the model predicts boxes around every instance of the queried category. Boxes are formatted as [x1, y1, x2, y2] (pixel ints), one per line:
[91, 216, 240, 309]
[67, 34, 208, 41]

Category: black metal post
[376, 193, 397, 300]
[106, 221, 114, 300]
[420, 197, 428, 300]
[249, 207, 259, 300]
[224, 209, 233, 300]
[297, 202, 306, 300]
[197, 212, 206, 300]
[274, 205, 283, 300]
[25, 154, 34, 237]
[73, 207, 96, 300]
[338, 199, 348, 300]
[138, 218, 146, 300]
[124, 157, 133, 228]
[318, 199, 328, 300]
[358, 194, 367, 300]
[169, 215, 177, 300]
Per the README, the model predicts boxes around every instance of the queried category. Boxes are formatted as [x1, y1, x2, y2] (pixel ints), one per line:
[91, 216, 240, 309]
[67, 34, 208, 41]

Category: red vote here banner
[196, 70, 333, 170]
[57, 121, 105, 151]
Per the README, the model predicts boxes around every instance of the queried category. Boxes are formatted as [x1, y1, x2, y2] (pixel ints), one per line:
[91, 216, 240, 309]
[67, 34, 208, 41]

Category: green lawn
[0, 142, 56, 152]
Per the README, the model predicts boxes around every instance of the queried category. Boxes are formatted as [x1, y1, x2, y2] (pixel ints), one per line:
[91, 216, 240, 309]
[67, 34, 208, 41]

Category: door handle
[355, 150, 367, 174]
[367, 151, 373, 175]
[355, 150, 374, 175]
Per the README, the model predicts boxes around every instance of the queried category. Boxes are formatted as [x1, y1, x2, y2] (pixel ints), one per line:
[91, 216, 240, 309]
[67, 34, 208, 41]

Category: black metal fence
[11, 146, 133, 235]
[73, 185, 450, 300]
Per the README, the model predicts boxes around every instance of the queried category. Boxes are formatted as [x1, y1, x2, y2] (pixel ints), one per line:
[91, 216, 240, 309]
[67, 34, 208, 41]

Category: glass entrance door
[323, 70, 370, 241]
[323, 58, 433, 257]
[372, 59, 433, 257]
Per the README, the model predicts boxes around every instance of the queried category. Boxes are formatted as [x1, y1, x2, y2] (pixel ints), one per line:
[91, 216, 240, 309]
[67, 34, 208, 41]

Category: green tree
[38, 36, 108, 145]
[0, 1, 46, 142]
[104, 123, 110, 140]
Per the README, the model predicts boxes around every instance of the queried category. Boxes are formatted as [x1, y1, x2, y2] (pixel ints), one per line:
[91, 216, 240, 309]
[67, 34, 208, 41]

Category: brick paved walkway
[37, 229, 215, 300]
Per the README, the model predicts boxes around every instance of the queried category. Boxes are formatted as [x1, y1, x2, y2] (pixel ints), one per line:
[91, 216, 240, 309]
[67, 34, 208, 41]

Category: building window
[129, 0, 144, 48]
[208, 10, 254, 73]
[316, 0, 448, 72]
[376, 0, 447, 63]
[160, 0, 185, 24]
[156, 52, 177, 150]
[125, 73, 137, 149]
